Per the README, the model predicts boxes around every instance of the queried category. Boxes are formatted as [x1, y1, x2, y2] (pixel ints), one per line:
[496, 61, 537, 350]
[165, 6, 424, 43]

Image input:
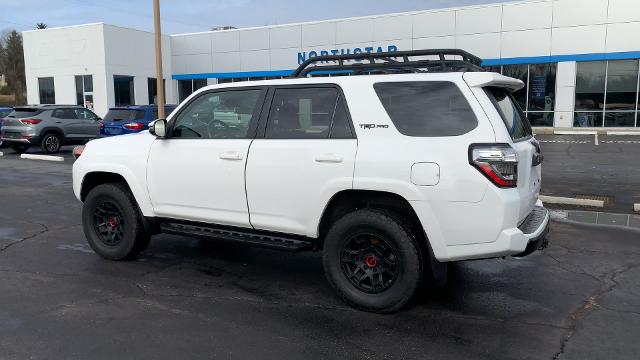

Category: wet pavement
[1, 149, 640, 359]
[538, 134, 640, 214]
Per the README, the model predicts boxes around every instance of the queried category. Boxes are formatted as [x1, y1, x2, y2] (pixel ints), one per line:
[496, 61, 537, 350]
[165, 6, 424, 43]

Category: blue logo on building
[298, 45, 398, 64]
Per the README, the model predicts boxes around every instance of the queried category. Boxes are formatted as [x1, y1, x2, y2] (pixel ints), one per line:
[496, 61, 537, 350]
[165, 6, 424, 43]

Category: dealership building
[23, 0, 640, 128]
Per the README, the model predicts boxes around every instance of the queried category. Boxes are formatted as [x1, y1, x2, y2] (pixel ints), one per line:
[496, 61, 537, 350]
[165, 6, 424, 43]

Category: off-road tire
[82, 183, 151, 260]
[323, 209, 423, 313]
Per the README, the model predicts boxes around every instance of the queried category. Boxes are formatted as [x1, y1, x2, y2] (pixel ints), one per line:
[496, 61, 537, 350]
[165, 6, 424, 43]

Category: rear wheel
[11, 144, 29, 153]
[41, 133, 62, 154]
[323, 209, 423, 313]
[82, 183, 151, 260]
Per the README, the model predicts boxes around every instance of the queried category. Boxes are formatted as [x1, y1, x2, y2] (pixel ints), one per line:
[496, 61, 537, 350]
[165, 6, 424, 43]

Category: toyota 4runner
[72, 50, 549, 313]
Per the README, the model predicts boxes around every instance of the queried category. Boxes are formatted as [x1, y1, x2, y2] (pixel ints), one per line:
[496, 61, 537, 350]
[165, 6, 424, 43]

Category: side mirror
[149, 119, 167, 138]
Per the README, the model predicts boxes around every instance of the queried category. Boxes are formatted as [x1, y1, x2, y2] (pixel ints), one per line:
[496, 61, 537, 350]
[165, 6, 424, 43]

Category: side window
[171, 89, 261, 139]
[53, 108, 79, 120]
[75, 108, 99, 120]
[329, 99, 353, 139]
[374, 81, 478, 137]
[266, 87, 353, 139]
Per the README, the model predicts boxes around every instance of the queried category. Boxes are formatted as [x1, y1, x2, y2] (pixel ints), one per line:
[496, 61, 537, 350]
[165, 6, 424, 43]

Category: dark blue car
[100, 105, 177, 137]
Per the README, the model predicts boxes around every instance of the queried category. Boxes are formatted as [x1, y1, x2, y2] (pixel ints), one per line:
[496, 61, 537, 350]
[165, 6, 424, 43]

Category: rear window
[104, 109, 146, 122]
[8, 108, 44, 118]
[373, 81, 478, 137]
[484, 87, 532, 140]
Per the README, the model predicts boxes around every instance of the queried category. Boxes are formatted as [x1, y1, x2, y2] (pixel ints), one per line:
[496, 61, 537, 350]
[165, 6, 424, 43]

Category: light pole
[153, 0, 165, 119]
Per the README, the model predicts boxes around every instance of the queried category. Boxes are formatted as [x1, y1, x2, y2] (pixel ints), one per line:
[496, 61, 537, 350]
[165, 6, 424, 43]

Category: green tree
[0, 30, 26, 105]
[36, 23, 48, 30]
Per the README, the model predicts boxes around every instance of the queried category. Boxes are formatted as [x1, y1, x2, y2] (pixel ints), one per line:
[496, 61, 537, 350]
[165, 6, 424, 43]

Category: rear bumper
[0, 136, 40, 144]
[418, 199, 550, 262]
[513, 205, 550, 257]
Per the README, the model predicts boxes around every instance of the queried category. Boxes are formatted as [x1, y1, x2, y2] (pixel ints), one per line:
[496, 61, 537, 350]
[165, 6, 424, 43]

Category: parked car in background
[0, 107, 13, 147]
[100, 105, 177, 137]
[0, 105, 101, 154]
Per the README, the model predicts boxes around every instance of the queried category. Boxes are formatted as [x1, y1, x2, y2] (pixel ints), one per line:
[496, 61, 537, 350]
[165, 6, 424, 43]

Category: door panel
[246, 139, 357, 237]
[146, 87, 265, 227]
[147, 139, 253, 227]
[245, 86, 357, 237]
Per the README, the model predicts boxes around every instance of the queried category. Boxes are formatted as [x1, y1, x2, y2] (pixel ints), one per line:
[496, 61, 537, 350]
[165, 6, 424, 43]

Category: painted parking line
[538, 140, 590, 143]
[20, 154, 65, 162]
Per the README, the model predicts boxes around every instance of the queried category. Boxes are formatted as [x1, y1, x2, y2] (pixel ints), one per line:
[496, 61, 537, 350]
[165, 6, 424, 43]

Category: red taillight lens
[123, 122, 144, 131]
[73, 145, 85, 159]
[98, 121, 104, 129]
[20, 119, 42, 125]
[469, 144, 518, 188]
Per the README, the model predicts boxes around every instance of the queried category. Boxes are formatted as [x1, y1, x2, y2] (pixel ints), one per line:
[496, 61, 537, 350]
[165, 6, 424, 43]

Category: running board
[159, 221, 313, 252]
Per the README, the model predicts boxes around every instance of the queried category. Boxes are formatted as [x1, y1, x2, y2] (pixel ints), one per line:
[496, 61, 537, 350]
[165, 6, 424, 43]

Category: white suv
[72, 50, 548, 313]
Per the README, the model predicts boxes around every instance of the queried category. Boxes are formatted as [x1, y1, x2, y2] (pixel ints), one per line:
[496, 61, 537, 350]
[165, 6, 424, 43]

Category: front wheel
[82, 183, 151, 260]
[323, 209, 423, 313]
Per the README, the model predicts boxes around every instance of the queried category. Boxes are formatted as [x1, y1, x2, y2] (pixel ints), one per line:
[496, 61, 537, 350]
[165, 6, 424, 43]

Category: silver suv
[1, 105, 101, 154]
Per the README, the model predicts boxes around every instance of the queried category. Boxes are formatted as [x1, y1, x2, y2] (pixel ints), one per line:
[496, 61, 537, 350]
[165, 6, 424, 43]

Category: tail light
[73, 145, 85, 159]
[469, 144, 518, 188]
[98, 121, 104, 130]
[123, 122, 144, 131]
[20, 119, 42, 125]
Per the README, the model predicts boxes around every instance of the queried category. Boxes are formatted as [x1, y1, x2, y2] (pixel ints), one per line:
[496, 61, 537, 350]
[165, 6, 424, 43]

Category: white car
[72, 50, 548, 313]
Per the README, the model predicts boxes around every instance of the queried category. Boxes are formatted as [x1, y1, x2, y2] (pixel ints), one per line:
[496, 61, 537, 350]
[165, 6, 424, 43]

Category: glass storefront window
[75, 75, 93, 109]
[575, 61, 606, 111]
[528, 63, 556, 112]
[574, 112, 603, 127]
[38, 77, 55, 104]
[114, 75, 135, 106]
[527, 112, 554, 127]
[575, 60, 639, 127]
[605, 60, 638, 111]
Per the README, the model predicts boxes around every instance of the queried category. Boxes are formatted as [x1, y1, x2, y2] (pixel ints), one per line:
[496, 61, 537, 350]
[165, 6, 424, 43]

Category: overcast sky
[0, 0, 510, 34]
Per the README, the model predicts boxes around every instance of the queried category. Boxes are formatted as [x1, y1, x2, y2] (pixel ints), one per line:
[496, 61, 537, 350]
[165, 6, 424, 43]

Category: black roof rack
[290, 49, 484, 78]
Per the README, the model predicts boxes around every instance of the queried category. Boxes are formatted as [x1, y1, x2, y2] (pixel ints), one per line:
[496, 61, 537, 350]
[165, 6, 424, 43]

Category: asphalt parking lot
[1, 141, 640, 359]
[538, 134, 640, 213]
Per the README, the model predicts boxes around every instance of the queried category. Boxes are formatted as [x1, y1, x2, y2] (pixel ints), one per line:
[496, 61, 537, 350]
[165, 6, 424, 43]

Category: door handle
[315, 153, 343, 163]
[55, 121, 62, 124]
[219, 151, 244, 160]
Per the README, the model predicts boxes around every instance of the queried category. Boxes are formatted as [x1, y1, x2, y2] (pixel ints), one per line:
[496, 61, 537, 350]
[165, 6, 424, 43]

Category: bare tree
[36, 23, 48, 30]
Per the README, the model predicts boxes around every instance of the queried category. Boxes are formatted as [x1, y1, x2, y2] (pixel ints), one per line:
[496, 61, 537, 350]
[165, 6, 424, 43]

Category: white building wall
[23, 23, 173, 117]
[23, 23, 107, 112]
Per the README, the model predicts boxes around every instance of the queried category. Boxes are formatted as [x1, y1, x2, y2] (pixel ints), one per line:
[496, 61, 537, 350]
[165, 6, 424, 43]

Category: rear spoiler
[463, 72, 524, 92]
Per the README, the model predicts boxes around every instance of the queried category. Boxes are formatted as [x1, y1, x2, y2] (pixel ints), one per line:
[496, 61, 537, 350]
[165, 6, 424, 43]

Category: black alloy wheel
[93, 200, 125, 246]
[341, 233, 399, 294]
[41, 133, 61, 153]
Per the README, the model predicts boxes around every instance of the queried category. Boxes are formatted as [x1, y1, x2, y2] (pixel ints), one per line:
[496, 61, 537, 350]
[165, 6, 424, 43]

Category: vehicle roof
[17, 104, 85, 109]
[190, 71, 519, 93]
[108, 105, 177, 110]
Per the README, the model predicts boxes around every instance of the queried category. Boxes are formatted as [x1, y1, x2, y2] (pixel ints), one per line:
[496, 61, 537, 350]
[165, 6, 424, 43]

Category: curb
[20, 154, 65, 162]
[607, 131, 640, 136]
[554, 130, 597, 135]
[539, 195, 604, 208]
